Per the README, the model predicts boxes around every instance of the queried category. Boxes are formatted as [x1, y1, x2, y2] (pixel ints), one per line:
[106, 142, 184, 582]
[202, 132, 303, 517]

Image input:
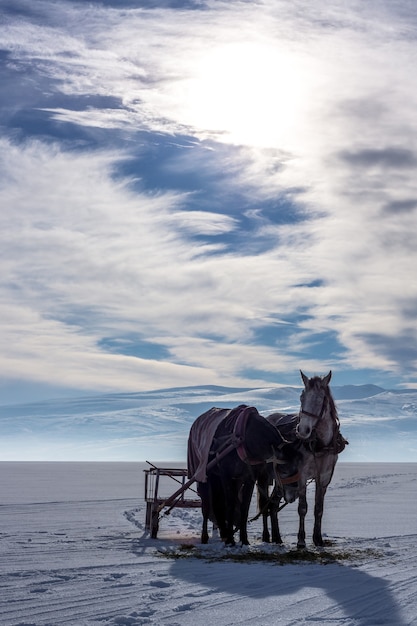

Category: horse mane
[305, 375, 340, 431]
[324, 380, 340, 430]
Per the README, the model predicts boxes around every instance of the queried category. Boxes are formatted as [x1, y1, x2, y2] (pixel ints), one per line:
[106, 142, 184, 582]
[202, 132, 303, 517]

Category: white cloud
[2, 0, 417, 395]
[0, 137, 313, 392]
[167, 211, 238, 236]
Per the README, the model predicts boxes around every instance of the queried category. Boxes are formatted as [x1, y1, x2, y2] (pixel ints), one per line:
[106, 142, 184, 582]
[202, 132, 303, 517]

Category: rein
[250, 496, 289, 523]
[249, 464, 299, 523]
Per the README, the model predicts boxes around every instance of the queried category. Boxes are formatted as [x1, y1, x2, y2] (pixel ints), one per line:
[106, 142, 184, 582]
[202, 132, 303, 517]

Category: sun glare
[180, 42, 314, 149]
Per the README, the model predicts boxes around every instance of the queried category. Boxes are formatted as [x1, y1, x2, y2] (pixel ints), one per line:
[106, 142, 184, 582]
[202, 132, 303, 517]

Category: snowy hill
[0, 384, 416, 462]
[331, 384, 384, 399]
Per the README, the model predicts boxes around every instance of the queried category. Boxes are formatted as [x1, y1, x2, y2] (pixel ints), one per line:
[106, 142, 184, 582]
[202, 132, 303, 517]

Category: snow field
[0, 462, 416, 625]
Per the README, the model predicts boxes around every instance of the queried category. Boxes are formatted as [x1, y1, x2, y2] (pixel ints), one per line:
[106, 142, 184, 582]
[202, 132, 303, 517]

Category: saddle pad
[266, 412, 299, 443]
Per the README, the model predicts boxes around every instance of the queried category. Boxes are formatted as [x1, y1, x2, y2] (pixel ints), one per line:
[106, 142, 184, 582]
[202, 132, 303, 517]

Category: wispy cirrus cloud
[1, 0, 417, 402]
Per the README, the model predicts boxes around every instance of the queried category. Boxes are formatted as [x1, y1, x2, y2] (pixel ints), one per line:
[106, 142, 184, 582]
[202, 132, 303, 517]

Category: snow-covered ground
[1, 462, 417, 625]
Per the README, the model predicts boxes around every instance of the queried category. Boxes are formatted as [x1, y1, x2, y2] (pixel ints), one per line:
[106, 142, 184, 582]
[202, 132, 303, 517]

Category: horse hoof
[313, 534, 324, 547]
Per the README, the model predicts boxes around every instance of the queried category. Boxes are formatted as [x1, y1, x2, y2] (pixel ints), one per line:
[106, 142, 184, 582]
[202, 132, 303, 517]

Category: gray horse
[259, 371, 348, 548]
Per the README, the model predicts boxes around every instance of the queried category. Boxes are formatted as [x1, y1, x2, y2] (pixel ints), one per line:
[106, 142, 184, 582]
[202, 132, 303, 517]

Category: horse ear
[323, 371, 332, 385]
[300, 370, 309, 387]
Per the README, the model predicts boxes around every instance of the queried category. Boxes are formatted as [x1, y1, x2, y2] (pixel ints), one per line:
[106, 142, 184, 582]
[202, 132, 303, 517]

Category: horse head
[296, 370, 332, 440]
[235, 406, 289, 465]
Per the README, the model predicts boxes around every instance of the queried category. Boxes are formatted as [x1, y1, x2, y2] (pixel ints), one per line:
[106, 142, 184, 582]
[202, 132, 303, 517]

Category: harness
[232, 407, 300, 483]
[209, 406, 279, 466]
[298, 390, 348, 455]
[233, 407, 271, 465]
[305, 429, 349, 456]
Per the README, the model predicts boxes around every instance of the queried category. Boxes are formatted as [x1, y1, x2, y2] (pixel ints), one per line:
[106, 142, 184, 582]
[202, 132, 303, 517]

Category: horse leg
[297, 483, 308, 549]
[262, 511, 271, 543]
[270, 499, 283, 544]
[220, 479, 238, 546]
[313, 462, 335, 546]
[312, 484, 326, 546]
[257, 473, 271, 542]
[209, 474, 228, 543]
[197, 482, 210, 544]
[257, 469, 283, 544]
[238, 480, 255, 546]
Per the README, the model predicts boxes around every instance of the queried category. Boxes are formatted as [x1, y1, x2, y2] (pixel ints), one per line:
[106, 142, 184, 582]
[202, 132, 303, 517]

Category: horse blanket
[266, 412, 299, 443]
[187, 407, 233, 482]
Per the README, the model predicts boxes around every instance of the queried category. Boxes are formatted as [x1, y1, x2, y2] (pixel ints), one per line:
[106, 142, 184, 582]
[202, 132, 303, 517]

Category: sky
[1, 0, 417, 405]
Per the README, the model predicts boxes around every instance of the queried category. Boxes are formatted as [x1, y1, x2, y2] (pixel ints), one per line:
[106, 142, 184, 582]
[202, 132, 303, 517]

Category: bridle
[298, 392, 328, 425]
[297, 389, 344, 453]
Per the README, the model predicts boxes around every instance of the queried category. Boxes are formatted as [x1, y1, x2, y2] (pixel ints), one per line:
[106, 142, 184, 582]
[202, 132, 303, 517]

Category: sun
[178, 42, 313, 149]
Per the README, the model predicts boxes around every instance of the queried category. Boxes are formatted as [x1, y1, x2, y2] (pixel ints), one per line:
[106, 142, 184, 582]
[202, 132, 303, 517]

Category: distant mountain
[0, 383, 416, 462]
[0, 382, 385, 412]
[331, 384, 385, 400]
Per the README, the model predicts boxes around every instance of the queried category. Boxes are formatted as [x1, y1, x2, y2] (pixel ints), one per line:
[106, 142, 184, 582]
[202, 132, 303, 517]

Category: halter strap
[279, 471, 300, 485]
[299, 394, 328, 422]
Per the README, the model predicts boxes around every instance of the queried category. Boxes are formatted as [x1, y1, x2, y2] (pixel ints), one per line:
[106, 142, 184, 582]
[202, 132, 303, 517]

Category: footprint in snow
[174, 602, 202, 612]
[104, 572, 127, 581]
[149, 579, 171, 588]
[185, 589, 215, 598]
[138, 608, 156, 617]
[149, 591, 167, 601]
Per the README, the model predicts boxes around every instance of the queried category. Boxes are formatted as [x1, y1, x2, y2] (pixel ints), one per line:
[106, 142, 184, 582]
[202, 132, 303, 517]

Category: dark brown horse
[188, 404, 299, 546]
[259, 371, 348, 548]
[256, 413, 300, 544]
